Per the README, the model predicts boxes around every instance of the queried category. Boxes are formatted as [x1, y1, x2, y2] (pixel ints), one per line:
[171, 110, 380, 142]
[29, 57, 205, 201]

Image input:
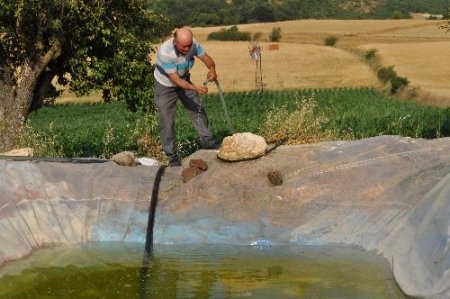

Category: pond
[0, 242, 407, 299]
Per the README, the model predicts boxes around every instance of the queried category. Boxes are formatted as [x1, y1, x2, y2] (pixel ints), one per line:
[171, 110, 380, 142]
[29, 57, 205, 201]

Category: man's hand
[199, 53, 217, 82]
[195, 85, 208, 94]
[207, 68, 217, 82]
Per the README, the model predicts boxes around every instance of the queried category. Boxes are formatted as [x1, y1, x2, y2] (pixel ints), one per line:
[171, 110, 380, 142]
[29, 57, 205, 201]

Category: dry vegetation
[359, 41, 450, 106]
[190, 19, 450, 105]
[58, 19, 450, 106]
[189, 41, 379, 91]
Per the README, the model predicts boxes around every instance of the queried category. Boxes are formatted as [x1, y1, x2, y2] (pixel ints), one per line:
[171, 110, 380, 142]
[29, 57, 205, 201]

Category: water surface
[0, 242, 407, 299]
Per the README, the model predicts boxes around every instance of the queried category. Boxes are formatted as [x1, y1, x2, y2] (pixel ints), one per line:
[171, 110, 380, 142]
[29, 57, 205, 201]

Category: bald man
[153, 28, 219, 167]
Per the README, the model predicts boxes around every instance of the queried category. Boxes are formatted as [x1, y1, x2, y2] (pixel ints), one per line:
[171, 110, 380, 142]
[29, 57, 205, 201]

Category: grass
[24, 88, 450, 159]
[22, 19, 450, 158]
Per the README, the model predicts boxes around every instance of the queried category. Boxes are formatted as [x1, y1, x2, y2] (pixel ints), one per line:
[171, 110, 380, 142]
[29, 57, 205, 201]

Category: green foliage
[324, 36, 338, 46]
[24, 101, 140, 157]
[18, 122, 65, 158]
[390, 76, 410, 94]
[146, 0, 450, 26]
[377, 66, 397, 83]
[269, 27, 282, 42]
[376, 66, 409, 94]
[207, 25, 251, 41]
[25, 88, 450, 158]
[0, 0, 170, 113]
[370, 0, 448, 18]
[390, 11, 412, 19]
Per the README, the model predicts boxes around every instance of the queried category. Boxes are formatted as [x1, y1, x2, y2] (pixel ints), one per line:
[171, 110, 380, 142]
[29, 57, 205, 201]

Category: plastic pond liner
[1, 135, 450, 298]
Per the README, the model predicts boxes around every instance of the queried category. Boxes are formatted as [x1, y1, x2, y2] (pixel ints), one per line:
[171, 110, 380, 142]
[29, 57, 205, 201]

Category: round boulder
[217, 132, 268, 162]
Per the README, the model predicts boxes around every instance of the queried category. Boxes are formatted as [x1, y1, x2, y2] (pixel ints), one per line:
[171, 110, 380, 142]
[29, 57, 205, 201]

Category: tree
[0, 0, 169, 152]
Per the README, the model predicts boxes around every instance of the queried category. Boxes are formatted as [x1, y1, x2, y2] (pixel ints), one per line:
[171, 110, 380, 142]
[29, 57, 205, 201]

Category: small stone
[111, 151, 135, 166]
[268, 170, 283, 186]
[189, 159, 208, 171]
[181, 166, 203, 182]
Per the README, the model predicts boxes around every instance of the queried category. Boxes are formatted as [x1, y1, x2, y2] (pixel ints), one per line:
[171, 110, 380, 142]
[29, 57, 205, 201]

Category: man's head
[173, 28, 193, 55]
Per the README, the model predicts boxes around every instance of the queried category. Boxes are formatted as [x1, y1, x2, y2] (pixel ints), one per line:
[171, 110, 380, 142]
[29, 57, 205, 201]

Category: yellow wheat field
[190, 19, 450, 104]
[59, 19, 450, 106]
[359, 41, 450, 105]
[188, 41, 379, 92]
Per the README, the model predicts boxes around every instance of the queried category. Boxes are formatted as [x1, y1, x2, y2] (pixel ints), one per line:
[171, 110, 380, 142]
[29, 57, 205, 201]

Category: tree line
[146, 0, 450, 27]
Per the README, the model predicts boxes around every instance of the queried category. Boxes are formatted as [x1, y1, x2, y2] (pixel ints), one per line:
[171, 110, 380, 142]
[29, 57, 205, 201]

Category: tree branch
[40, 40, 62, 68]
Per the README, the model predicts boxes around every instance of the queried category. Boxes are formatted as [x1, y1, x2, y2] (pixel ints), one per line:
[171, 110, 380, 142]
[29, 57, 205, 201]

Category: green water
[0, 243, 407, 299]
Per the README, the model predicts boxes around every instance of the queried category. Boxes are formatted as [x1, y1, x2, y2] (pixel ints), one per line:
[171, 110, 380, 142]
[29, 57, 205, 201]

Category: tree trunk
[0, 43, 61, 152]
[0, 81, 20, 152]
[0, 64, 36, 152]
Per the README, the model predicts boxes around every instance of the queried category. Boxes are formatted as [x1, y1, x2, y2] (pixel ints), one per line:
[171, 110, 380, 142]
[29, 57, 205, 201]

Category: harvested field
[57, 19, 450, 106]
[190, 19, 450, 104]
[189, 41, 379, 92]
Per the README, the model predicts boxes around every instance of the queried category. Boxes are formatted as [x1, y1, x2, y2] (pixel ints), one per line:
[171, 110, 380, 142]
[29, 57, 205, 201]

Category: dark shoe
[168, 159, 182, 167]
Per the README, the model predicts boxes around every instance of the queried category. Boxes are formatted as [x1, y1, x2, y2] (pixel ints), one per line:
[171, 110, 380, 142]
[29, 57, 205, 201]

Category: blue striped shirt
[154, 37, 205, 87]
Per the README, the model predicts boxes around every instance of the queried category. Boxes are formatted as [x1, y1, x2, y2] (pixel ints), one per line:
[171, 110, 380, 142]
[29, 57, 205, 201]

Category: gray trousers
[153, 79, 215, 162]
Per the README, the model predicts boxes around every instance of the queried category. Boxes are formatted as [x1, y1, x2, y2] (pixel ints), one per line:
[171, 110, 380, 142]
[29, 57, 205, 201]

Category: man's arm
[167, 73, 208, 94]
[198, 53, 217, 82]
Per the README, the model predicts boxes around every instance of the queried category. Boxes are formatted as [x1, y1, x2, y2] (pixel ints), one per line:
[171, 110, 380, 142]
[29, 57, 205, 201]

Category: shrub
[391, 11, 411, 19]
[269, 26, 282, 42]
[390, 76, 409, 94]
[377, 66, 397, 83]
[132, 113, 166, 161]
[207, 25, 251, 41]
[259, 94, 333, 144]
[324, 35, 338, 46]
[376, 66, 410, 94]
[365, 48, 378, 60]
[252, 31, 263, 41]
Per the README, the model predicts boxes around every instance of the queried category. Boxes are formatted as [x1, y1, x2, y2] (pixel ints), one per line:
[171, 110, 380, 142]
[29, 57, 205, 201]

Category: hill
[146, 0, 449, 27]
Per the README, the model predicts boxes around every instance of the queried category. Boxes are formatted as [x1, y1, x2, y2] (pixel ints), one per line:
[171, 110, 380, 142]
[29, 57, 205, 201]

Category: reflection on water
[0, 242, 407, 299]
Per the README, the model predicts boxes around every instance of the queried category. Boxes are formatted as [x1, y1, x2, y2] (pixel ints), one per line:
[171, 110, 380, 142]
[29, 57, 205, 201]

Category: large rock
[217, 132, 268, 162]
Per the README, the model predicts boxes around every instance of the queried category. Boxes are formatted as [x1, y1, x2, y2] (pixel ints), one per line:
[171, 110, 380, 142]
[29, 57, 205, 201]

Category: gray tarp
[1, 135, 449, 298]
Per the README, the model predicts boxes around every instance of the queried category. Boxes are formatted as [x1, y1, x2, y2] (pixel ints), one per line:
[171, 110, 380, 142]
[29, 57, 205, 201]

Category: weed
[324, 36, 338, 46]
[18, 122, 64, 157]
[100, 121, 116, 159]
[259, 94, 334, 144]
[131, 113, 166, 162]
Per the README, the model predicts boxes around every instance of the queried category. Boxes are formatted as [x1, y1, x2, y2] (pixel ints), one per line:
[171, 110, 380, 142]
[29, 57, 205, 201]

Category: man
[153, 27, 219, 167]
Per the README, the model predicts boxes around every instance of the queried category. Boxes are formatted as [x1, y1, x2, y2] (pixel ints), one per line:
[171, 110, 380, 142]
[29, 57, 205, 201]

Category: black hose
[139, 164, 167, 298]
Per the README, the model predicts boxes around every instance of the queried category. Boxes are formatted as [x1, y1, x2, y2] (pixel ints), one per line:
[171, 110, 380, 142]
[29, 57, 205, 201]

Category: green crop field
[24, 88, 450, 159]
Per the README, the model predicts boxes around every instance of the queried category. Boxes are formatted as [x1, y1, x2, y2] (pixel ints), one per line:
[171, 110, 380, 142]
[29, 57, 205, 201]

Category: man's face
[174, 38, 192, 55]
